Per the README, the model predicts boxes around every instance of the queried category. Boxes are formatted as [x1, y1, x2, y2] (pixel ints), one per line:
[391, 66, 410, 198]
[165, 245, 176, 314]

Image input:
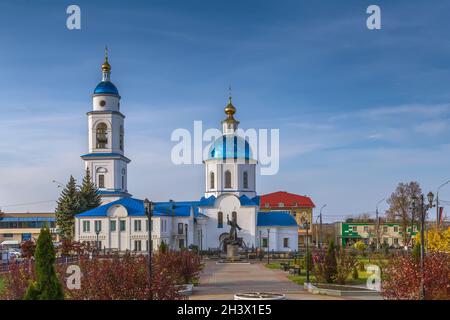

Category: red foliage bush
[153, 249, 203, 285]
[20, 240, 36, 259]
[382, 252, 450, 300]
[1, 249, 203, 300]
[0, 261, 35, 300]
[65, 253, 184, 300]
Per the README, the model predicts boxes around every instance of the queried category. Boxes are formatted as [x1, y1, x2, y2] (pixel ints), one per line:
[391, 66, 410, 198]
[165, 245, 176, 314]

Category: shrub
[358, 261, 365, 271]
[0, 261, 35, 300]
[23, 227, 64, 300]
[382, 252, 450, 300]
[354, 241, 367, 253]
[324, 241, 338, 283]
[20, 240, 36, 259]
[335, 247, 356, 285]
[153, 249, 203, 285]
[352, 266, 359, 280]
[66, 253, 183, 300]
[304, 249, 313, 272]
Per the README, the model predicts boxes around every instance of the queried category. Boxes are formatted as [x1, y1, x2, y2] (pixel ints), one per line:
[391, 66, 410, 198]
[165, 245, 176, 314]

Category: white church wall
[202, 194, 257, 250]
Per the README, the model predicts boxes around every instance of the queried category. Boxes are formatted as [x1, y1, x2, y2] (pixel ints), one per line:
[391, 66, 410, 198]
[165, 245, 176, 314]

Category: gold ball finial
[224, 100, 236, 116]
[101, 46, 111, 72]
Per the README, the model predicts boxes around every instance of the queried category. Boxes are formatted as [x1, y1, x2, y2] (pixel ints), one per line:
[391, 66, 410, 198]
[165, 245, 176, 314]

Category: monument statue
[227, 214, 242, 244]
[219, 214, 247, 261]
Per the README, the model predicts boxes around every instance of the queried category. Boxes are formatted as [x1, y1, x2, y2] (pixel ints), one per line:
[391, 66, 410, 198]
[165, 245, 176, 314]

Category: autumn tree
[386, 181, 422, 246]
[415, 228, 450, 253]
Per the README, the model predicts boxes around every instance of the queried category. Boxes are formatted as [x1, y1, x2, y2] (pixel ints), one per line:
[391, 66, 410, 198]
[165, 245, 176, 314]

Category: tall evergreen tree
[55, 175, 81, 240]
[79, 168, 102, 212]
[23, 227, 64, 300]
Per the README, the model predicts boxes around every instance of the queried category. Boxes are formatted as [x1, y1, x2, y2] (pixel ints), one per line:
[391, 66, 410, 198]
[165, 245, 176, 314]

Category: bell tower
[81, 48, 131, 204]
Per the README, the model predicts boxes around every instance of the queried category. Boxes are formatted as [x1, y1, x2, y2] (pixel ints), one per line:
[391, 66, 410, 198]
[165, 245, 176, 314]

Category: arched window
[225, 170, 232, 188]
[243, 171, 248, 189]
[217, 212, 223, 228]
[232, 211, 237, 223]
[210, 172, 215, 189]
[98, 174, 105, 188]
[96, 123, 108, 149]
[119, 125, 124, 151]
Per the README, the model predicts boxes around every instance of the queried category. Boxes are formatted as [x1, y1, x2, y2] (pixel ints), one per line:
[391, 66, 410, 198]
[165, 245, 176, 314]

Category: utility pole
[267, 229, 270, 265]
[376, 198, 385, 251]
[318, 204, 326, 248]
[412, 192, 435, 300]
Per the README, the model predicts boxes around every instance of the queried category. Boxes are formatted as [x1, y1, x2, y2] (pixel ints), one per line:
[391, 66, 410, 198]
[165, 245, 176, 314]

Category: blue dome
[94, 81, 119, 95]
[207, 135, 253, 160]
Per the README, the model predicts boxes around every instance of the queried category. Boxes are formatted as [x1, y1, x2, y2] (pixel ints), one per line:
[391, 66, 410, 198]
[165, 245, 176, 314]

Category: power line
[0, 199, 56, 208]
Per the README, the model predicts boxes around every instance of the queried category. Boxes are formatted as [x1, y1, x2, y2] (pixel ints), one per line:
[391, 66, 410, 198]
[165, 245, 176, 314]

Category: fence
[0, 255, 79, 274]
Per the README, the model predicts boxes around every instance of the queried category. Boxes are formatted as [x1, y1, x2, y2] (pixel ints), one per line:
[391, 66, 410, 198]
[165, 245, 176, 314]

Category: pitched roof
[260, 191, 315, 208]
[76, 197, 195, 218]
[257, 211, 298, 227]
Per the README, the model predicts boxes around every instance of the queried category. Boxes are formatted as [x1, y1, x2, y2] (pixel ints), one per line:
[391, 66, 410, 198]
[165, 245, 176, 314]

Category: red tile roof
[260, 191, 315, 208]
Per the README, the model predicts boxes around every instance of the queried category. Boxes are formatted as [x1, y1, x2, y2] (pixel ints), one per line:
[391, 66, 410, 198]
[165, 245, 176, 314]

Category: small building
[0, 212, 56, 244]
[260, 191, 315, 247]
[335, 222, 418, 248]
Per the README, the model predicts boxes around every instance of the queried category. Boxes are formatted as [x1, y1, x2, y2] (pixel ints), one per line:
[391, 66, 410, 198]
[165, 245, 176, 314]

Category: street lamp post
[376, 198, 385, 251]
[411, 192, 435, 300]
[301, 217, 311, 284]
[185, 223, 188, 249]
[436, 180, 450, 229]
[144, 198, 154, 299]
[318, 204, 326, 248]
[267, 228, 270, 265]
[95, 229, 100, 253]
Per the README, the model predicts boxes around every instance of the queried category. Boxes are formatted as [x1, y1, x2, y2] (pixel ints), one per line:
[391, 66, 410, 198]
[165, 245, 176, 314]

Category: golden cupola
[222, 93, 240, 134]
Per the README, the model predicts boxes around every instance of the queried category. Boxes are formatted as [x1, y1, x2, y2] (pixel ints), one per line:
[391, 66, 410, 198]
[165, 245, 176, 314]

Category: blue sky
[0, 0, 449, 221]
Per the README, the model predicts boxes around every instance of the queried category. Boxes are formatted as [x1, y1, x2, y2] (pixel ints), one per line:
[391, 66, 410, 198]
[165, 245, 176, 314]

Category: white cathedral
[74, 53, 299, 253]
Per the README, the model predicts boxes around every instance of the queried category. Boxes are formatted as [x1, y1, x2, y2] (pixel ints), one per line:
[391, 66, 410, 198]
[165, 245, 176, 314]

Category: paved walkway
[190, 260, 370, 300]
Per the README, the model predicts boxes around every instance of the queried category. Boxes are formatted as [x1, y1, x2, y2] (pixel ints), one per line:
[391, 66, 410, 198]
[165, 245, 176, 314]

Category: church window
[218, 212, 223, 228]
[83, 221, 90, 233]
[178, 223, 184, 235]
[122, 175, 125, 189]
[120, 220, 126, 232]
[99, 100, 106, 107]
[262, 238, 268, 248]
[96, 122, 108, 148]
[210, 172, 215, 189]
[98, 174, 105, 188]
[232, 211, 237, 223]
[134, 240, 142, 252]
[225, 170, 232, 188]
[120, 126, 124, 151]
[134, 220, 142, 232]
[243, 171, 248, 189]
[94, 220, 102, 232]
[110, 220, 116, 232]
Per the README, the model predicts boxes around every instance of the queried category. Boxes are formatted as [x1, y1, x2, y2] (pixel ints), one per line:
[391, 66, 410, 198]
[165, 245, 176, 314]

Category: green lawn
[266, 260, 372, 286]
[0, 276, 4, 294]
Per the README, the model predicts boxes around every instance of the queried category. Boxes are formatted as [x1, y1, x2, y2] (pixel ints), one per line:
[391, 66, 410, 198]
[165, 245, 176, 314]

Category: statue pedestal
[227, 244, 240, 261]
